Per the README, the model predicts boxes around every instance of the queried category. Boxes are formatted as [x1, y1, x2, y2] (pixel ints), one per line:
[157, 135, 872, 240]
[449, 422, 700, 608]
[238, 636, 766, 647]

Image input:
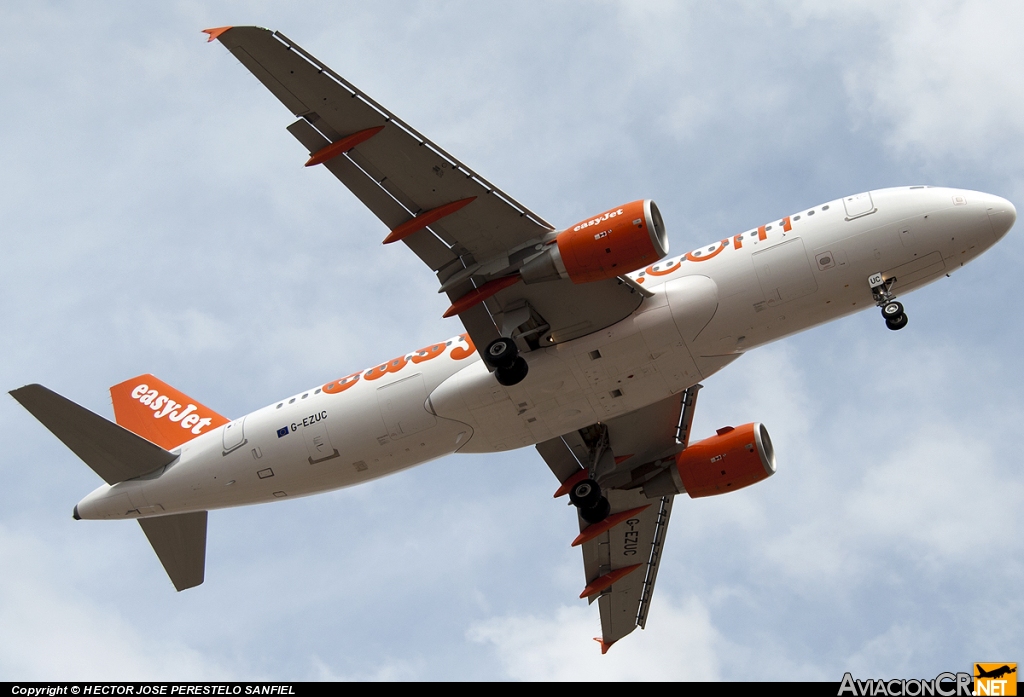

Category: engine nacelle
[520, 200, 668, 285]
[644, 423, 776, 498]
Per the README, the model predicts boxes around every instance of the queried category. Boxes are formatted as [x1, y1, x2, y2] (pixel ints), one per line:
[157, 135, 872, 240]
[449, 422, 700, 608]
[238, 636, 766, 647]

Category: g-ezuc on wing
[9, 25, 1017, 652]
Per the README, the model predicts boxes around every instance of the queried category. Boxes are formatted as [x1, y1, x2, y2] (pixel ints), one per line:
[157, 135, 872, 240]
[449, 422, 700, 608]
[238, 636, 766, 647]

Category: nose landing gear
[869, 273, 908, 331]
[484, 338, 529, 386]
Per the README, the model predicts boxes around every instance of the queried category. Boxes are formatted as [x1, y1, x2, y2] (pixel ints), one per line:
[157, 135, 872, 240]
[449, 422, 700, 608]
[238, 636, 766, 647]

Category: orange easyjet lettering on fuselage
[320, 334, 477, 394]
[643, 214, 800, 275]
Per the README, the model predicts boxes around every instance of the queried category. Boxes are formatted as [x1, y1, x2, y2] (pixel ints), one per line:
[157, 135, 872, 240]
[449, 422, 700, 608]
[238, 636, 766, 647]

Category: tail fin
[109, 374, 228, 450]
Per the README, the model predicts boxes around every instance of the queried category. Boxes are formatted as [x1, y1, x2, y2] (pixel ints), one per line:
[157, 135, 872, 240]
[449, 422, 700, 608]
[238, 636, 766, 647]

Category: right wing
[207, 27, 645, 352]
[537, 385, 702, 652]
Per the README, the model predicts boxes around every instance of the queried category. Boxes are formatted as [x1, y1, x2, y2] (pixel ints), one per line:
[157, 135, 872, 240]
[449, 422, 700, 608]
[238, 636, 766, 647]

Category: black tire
[581, 496, 611, 524]
[569, 478, 602, 509]
[881, 301, 904, 321]
[495, 356, 529, 386]
[484, 337, 518, 370]
[885, 313, 909, 331]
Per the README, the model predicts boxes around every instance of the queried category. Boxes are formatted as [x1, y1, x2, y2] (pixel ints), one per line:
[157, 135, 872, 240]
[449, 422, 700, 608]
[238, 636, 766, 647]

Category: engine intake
[520, 200, 668, 285]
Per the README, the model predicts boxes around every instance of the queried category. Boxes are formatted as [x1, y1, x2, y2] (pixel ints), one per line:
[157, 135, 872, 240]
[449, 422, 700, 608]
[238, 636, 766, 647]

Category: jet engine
[520, 200, 668, 284]
[644, 422, 776, 498]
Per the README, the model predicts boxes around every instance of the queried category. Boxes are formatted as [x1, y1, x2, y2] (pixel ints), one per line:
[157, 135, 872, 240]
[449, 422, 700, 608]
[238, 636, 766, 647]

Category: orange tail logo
[109, 374, 229, 450]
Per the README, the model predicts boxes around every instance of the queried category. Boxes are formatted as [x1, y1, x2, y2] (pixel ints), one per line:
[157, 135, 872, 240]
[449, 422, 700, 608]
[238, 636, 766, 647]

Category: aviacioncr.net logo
[838, 672, 972, 696]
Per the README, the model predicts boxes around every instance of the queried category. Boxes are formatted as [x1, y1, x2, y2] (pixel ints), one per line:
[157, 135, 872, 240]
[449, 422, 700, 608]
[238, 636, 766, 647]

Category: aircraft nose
[988, 196, 1016, 239]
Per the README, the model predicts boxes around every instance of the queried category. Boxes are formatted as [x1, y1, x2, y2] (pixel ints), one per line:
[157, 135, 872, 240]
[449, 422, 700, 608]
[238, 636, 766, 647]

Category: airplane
[8, 26, 1017, 654]
[976, 665, 1017, 680]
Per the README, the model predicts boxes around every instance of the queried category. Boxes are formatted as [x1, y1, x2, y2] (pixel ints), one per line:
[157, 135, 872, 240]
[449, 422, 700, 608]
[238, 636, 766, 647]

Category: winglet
[594, 637, 616, 655]
[202, 26, 232, 43]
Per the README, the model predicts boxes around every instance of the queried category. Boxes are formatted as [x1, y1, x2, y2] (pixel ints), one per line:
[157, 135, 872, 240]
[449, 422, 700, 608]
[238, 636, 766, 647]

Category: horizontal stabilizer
[138, 511, 208, 591]
[9, 384, 177, 485]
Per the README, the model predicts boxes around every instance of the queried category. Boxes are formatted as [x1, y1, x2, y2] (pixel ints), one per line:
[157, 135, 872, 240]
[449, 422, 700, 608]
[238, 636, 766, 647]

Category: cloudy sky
[2, 0, 1021, 682]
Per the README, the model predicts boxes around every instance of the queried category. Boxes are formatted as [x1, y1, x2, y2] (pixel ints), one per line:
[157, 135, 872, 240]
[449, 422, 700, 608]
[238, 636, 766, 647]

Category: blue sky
[1, 0, 1021, 681]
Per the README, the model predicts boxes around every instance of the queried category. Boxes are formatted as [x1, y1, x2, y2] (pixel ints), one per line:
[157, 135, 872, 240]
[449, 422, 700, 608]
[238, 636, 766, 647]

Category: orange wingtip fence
[202, 27, 232, 42]
[110, 374, 229, 451]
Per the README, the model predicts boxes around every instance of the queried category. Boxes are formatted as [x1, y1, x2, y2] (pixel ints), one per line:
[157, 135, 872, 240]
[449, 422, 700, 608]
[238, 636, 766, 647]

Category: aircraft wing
[208, 26, 644, 353]
[537, 387, 700, 651]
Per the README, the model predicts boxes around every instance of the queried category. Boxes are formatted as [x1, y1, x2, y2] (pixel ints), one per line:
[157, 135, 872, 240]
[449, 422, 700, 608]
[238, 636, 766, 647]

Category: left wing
[538, 386, 701, 651]
[206, 26, 645, 352]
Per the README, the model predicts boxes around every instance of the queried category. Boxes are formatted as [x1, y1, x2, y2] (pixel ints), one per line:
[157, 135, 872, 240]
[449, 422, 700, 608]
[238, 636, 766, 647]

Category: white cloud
[0, 525, 236, 681]
[468, 595, 721, 681]
[791, 0, 1024, 170]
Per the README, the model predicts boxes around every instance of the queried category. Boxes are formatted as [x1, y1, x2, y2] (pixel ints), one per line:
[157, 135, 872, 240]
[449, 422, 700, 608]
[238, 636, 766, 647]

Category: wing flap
[9, 385, 176, 485]
[138, 511, 208, 591]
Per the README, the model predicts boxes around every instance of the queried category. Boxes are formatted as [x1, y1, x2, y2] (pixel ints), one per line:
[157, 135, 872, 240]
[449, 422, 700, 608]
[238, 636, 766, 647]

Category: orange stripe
[757, 225, 767, 241]
[384, 197, 477, 245]
[783, 216, 792, 232]
[572, 505, 650, 547]
[580, 564, 643, 598]
[442, 275, 520, 318]
[305, 126, 385, 167]
[685, 239, 729, 262]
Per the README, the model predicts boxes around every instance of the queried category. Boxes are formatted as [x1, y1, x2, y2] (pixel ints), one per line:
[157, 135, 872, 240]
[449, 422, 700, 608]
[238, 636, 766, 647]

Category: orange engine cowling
[519, 200, 668, 285]
[675, 423, 776, 498]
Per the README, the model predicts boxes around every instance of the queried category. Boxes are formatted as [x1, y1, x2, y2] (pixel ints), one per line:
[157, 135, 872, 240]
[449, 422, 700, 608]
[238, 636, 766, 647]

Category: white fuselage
[75, 187, 1015, 520]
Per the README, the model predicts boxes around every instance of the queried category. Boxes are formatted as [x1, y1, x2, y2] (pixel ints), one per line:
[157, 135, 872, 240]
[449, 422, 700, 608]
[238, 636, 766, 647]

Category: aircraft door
[752, 238, 818, 306]
[377, 374, 437, 440]
[302, 418, 339, 464]
[843, 192, 876, 219]
[222, 417, 247, 454]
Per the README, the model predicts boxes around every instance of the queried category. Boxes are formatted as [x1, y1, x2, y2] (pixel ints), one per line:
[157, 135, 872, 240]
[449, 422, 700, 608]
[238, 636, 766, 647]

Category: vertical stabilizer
[110, 375, 228, 450]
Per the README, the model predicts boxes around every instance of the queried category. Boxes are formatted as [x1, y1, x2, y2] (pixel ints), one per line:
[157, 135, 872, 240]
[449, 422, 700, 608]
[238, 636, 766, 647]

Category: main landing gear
[869, 273, 909, 331]
[569, 478, 611, 524]
[484, 337, 529, 386]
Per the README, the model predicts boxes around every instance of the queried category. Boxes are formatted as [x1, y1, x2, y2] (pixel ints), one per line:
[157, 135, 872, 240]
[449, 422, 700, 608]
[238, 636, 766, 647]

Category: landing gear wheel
[569, 478, 602, 509]
[484, 337, 518, 370]
[495, 356, 529, 386]
[581, 496, 611, 524]
[881, 301, 904, 321]
[885, 313, 909, 331]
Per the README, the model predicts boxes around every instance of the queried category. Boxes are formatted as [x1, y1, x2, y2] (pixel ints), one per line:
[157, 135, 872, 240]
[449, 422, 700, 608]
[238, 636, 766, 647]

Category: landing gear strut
[484, 338, 529, 386]
[869, 273, 908, 331]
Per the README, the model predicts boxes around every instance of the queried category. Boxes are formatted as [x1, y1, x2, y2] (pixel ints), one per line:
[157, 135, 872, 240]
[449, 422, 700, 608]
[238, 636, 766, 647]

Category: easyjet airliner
[10, 27, 1016, 652]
